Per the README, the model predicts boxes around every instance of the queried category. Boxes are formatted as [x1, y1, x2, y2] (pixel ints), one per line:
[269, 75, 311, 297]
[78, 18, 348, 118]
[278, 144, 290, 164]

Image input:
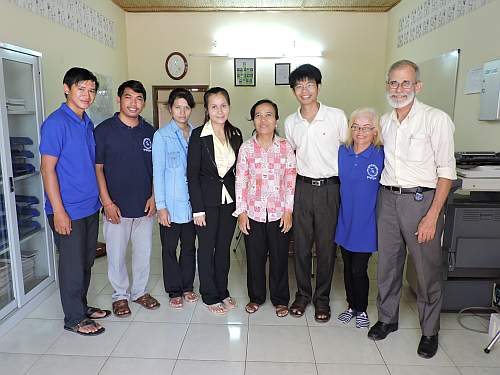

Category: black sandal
[64, 318, 105, 336]
[289, 300, 308, 317]
[86, 306, 111, 319]
[314, 306, 331, 323]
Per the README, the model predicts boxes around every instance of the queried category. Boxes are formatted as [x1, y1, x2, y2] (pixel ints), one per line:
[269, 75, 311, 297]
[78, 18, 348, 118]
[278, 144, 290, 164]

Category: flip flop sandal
[222, 297, 237, 310]
[133, 293, 161, 310]
[64, 319, 105, 336]
[86, 306, 111, 319]
[203, 302, 227, 315]
[245, 302, 260, 314]
[275, 305, 289, 318]
[183, 291, 199, 303]
[169, 296, 183, 309]
[112, 299, 132, 317]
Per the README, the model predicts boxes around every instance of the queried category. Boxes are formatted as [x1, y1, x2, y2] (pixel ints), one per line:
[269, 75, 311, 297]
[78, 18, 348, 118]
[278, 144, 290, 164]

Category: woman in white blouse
[187, 87, 243, 315]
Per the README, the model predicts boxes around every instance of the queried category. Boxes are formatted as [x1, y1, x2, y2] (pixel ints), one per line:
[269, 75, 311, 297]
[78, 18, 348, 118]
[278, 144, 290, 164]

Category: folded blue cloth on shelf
[15, 195, 39, 204]
[10, 137, 34, 146]
[12, 163, 35, 177]
[11, 150, 35, 158]
[18, 220, 41, 238]
[17, 207, 40, 217]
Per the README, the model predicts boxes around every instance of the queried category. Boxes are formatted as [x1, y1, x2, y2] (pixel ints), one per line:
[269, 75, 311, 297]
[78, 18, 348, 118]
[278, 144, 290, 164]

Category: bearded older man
[367, 60, 456, 359]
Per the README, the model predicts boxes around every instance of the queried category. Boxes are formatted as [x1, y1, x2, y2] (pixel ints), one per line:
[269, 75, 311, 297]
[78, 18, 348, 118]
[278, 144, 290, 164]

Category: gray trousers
[376, 188, 443, 336]
[103, 215, 154, 302]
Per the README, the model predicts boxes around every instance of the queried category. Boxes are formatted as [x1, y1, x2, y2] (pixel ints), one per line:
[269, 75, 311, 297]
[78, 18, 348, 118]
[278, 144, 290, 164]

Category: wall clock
[165, 52, 188, 80]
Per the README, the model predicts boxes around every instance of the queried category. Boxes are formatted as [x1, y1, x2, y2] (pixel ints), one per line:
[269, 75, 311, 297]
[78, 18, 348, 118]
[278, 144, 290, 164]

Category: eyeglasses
[387, 80, 417, 89]
[351, 125, 374, 133]
[294, 83, 317, 92]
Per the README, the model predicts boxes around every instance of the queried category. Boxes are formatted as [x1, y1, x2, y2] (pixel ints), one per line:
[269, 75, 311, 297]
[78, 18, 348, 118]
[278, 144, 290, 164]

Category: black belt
[297, 174, 339, 186]
[382, 185, 434, 194]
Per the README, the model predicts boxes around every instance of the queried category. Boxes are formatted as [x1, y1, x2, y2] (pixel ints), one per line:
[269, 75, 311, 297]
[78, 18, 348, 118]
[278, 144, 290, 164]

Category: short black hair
[168, 88, 195, 109]
[249, 99, 279, 121]
[289, 64, 322, 88]
[63, 67, 99, 97]
[117, 80, 147, 101]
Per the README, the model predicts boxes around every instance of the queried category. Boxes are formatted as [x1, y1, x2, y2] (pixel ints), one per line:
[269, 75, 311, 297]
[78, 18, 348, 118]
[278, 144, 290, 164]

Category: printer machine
[406, 152, 500, 311]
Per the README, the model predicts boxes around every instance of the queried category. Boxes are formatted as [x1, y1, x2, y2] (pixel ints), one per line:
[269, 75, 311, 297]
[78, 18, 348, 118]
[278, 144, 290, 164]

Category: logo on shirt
[366, 164, 379, 180]
[143, 138, 152, 152]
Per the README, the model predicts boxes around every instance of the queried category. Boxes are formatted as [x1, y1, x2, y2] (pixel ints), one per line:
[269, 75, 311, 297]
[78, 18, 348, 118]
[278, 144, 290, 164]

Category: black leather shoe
[417, 334, 439, 359]
[367, 321, 398, 340]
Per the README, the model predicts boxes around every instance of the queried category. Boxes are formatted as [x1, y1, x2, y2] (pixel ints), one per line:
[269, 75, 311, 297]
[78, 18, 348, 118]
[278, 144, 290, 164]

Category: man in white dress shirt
[284, 64, 348, 323]
[367, 60, 456, 359]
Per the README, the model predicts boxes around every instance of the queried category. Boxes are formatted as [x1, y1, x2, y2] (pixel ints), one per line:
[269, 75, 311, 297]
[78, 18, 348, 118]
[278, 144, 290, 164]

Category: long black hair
[203, 87, 240, 154]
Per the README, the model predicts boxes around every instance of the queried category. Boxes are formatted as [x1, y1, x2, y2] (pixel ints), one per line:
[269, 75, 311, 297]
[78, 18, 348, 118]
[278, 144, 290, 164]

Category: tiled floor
[0, 226, 497, 375]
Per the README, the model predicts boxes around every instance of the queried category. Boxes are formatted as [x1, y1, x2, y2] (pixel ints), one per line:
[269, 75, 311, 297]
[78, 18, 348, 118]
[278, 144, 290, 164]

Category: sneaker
[356, 312, 370, 328]
[337, 308, 355, 324]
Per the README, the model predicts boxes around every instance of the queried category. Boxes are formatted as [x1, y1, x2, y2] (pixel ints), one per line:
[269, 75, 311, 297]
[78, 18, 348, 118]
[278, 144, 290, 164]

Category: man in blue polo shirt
[40, 67, 109, 336]
[94, 80, 159, 317]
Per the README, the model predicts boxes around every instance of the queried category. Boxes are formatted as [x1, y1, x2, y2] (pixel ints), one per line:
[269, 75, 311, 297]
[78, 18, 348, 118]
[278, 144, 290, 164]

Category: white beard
[386, 90, 415, 109]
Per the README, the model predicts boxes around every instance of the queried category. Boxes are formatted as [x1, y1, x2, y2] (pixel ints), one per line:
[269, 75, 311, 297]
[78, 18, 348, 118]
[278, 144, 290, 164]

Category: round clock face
[165, 52, 187, 80]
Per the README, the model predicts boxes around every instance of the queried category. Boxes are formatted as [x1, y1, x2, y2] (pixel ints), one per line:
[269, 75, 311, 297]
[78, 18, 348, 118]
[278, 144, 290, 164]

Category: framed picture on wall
[275, 63, 291, 85]
[234, 58, 256, 87]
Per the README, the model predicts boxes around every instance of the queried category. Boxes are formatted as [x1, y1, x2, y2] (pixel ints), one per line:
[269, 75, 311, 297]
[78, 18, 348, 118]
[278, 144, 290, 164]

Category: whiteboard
[418, 49, 460, 120]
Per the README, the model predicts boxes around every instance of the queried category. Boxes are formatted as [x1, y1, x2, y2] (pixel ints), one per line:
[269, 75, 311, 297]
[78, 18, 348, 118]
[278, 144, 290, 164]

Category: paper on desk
[457, 165, 500, 178]
[464, 67, 483, 94]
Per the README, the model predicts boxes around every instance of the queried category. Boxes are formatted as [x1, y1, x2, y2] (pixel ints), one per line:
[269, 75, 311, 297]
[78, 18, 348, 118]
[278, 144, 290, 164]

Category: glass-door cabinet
[0, 42, 55, 322]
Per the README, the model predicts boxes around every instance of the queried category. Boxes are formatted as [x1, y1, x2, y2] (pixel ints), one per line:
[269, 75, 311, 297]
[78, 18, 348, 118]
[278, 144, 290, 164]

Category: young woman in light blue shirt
[152, 88, 198, 309]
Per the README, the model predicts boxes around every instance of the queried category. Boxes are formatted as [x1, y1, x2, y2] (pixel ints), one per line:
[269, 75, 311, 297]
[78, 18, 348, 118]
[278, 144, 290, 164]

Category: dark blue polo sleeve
[94, 123, 106, 164]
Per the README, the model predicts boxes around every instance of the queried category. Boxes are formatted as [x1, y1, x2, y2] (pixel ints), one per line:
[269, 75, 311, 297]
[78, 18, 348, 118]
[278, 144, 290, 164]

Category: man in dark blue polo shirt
[94, 80, 159, 317]
[40, 67, 109, 336]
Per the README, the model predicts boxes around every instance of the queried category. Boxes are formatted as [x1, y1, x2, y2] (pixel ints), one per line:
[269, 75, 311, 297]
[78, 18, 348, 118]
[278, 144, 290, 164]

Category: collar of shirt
[251, 134, 284, 150]
[295, 101, 326, 123]
[165, 118, 193, 138]
[60, 103, 92, 126]
[200, 120, 215, 137]
[346, 143, 375, 159]
[112, 112, 146, 130]
[389, 98, 422, 123]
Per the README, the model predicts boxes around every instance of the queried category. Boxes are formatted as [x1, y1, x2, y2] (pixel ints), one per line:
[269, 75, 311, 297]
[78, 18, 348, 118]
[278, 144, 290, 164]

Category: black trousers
[293, 179, 339, 308]
[160, 222, 196, 298]
[340, 246, 372, 313]
[244, 218, 290, 306]
[195, 203, 236, 305]
[48, 211, 99, 327]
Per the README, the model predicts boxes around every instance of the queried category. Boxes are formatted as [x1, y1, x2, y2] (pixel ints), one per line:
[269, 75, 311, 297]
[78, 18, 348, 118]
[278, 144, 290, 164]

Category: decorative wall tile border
[397, 0, 490, 47]
[9, 0, 115, 48]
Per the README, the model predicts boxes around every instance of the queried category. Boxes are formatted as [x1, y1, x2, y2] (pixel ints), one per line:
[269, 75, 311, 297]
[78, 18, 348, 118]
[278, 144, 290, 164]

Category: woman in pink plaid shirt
[233, 99, 297, 318]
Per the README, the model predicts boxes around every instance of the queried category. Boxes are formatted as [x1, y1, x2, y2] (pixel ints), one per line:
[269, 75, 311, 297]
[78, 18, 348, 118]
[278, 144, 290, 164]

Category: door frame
[152, 85, 208, 129]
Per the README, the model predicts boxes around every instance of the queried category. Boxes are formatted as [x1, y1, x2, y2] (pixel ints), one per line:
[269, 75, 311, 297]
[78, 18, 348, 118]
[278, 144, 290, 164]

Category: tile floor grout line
[96, 354, 112, 375]
[305, 317, 320, 374]
[244, 310, 250, 375]
[105, 317, 134, 358]
[373, 336, 393, 374]
[21, 353, 43, 375]
[172, 300, 196, 362]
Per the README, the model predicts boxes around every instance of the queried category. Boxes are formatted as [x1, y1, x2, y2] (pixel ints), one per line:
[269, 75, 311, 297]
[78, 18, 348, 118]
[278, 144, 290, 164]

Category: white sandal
[203, 302, 227, 315]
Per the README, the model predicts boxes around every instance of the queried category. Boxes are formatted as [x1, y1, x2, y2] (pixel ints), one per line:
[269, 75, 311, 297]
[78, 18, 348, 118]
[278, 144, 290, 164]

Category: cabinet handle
[9, 177, 14, 192]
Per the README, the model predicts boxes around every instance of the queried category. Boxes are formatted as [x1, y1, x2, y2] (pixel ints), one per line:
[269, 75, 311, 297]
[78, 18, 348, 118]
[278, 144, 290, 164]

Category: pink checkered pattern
[234, 135, 297, 222]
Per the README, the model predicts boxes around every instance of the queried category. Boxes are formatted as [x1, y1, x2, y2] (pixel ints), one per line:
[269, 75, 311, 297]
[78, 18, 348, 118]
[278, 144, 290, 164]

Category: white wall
[385, 0, 500, 150]
[0, 0, 128, 118]
[125, 11, 388, 138]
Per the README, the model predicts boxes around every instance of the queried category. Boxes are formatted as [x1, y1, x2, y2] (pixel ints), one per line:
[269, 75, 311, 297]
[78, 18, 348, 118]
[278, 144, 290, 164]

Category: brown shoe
[112, 299, 131, 317]
[133, 293, 160, 310]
